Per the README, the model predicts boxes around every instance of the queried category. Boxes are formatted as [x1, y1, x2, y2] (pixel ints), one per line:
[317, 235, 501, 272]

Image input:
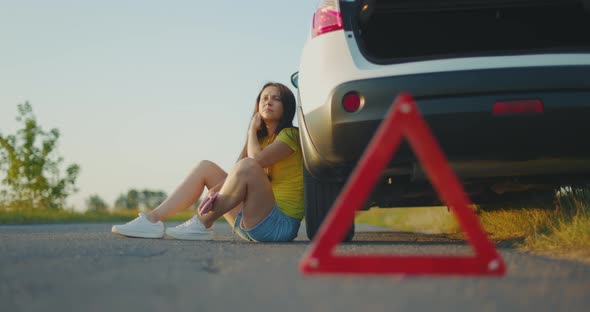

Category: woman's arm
[247, 113, 294, 168]
[252, 141, 294, 168]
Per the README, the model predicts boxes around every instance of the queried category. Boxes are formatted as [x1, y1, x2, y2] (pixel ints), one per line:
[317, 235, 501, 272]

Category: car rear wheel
[304, 167, 354, 242]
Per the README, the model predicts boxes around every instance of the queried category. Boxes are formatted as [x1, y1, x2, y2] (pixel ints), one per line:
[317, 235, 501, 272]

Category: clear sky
[0, 0, 317, 211]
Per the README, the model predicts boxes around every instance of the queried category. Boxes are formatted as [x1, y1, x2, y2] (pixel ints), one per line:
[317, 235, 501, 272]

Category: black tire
[304, 167, 355, 242]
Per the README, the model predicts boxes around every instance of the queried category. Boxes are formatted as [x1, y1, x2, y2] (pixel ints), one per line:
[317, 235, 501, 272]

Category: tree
[113, 188, 168, 211]
[141, 189, 167, 209]
[86, 195, 108, 212]
[114, 194, 130, 210]
[0, 102, 80, 210]
[127, 189, 140, 210]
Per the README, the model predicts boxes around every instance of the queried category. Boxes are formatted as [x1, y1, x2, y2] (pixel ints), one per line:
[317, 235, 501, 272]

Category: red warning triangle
[299, 93, 506, 276]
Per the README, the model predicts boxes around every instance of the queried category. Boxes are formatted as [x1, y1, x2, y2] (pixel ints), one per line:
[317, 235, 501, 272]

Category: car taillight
[492, 100, 544, 115]
[343, 92, 362, 112]
[312, 0, 343, 38]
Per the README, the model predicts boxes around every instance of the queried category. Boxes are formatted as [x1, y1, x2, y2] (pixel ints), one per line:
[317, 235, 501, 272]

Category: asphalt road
[1, 222, 589, 312]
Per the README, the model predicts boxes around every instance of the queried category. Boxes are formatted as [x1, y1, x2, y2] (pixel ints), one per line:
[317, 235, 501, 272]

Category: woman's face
[258, 86, 284, 123]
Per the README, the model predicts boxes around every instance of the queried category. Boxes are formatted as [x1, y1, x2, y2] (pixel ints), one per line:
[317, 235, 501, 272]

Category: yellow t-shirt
[261, 127, 304, 220]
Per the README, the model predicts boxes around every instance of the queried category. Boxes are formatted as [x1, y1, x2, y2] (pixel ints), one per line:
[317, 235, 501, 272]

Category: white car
[295, 0, 590, 240]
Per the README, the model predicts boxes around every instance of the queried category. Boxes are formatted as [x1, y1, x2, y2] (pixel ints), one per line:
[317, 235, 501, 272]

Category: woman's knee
[191, 160, 221, 178]
[234, 158, 263, 176]
[194, 160, 215, 171]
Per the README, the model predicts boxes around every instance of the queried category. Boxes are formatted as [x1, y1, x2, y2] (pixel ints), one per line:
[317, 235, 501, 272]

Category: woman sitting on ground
[111, 82, 303, 242]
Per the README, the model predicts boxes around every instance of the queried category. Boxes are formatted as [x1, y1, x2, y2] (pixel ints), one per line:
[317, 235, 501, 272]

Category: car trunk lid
[343, 0, 590, 64]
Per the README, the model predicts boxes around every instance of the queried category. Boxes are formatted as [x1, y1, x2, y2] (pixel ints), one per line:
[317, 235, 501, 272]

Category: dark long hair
[238, 82, 297, 175]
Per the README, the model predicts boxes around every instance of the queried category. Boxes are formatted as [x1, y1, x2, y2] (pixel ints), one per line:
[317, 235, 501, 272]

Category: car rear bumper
[300, 65, 590, 182]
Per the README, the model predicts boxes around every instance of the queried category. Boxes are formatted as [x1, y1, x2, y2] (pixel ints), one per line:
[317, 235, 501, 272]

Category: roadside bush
[0, 102, 80, 210]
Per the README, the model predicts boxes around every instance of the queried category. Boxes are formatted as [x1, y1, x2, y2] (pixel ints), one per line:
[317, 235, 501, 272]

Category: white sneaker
[165, 215, 213, 240]
[111, 213, 165, 238]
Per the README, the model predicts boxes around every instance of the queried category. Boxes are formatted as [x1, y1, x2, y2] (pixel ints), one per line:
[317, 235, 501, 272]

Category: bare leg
[146, 160, 230, 222]
[198, 158, 275, 229]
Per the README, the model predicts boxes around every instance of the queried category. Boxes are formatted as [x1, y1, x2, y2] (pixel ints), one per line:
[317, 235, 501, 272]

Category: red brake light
[492, 100, 544, 115]
[343, 92, 362, 112]
[312, 0, 343, 38]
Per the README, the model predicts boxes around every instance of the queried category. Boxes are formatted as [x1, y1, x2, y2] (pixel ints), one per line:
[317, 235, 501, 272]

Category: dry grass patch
[521, 188, 590, 263]
[356, 187, 590, 263]
[479, 208, 556, 241]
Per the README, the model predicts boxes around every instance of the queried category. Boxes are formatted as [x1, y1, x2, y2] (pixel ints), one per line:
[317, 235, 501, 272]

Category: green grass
[355, 206, 460, 234]
[356, 188, 590, 263]
[0, 208, 218, 224]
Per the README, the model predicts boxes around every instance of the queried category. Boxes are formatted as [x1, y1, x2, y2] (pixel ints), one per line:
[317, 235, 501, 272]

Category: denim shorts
[233, 203, 301, 242]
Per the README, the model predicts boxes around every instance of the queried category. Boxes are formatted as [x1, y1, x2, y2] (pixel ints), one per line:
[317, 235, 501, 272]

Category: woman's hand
[198, 190, 219, 216]
[249, 112, 263, 133]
